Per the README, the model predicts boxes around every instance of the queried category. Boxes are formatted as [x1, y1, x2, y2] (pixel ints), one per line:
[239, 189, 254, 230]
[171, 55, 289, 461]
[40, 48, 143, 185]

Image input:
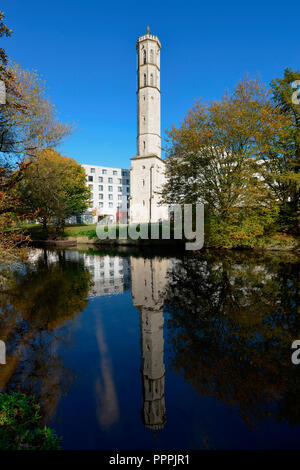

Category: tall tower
[130, 27, 168, 223]
[137, 25, 161, 158]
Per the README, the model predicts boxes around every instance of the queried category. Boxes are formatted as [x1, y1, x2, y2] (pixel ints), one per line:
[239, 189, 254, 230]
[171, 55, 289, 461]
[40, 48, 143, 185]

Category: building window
[143, 141, 145, 151]
[88, 176, 93, 182]
[98, 177, 103, 183]
[143, 200, 145, 206]
[118, 186, 122, 193]
[109, 202, 113, 208]
[118, 195, 122, 200]
[108, 185, 113, 192]
[127, 187, 129, 193]
[144, 74, 146, 86]
[113, 170, 117, 175]
[88, 184, 93, 190]
[143, 49, 146, 64]
[118, 178, 122, 184]
[102, 169, 107, 174]
[150, 74, 153, 86]
[108, 177, 113, 183]
[122, 171, 127, 176]
[99, 194, 103, 199]
[90, 168, 95, 173]
[99, 202, 103, 208]
[99, 185, 103, 191]
[142, 180, 145, 186]
[108, 194, 113, 200]
[150, 49, 154, 63]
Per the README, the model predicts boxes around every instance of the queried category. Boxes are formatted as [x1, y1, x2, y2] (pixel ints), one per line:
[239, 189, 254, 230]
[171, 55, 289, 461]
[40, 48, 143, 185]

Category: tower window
[143, 141, 145, 150]
[143, 50, 146, 64]
[150, 49, 154, 63]
[150, 74, 153, 86]
[143, 74, 146, 86]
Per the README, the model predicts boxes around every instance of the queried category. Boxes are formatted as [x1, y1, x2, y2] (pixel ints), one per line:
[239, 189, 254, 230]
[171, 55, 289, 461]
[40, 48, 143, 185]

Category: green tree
[262, 68, 300, 232]
[18, 148, 91, 235]
[161, 78, 290, 247]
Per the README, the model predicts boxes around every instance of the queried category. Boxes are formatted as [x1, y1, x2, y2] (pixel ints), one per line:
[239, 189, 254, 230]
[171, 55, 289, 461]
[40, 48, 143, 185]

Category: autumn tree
[161, 78, 290, 247]
[0, 11, 72, 257]
[18, 148, 91, 236]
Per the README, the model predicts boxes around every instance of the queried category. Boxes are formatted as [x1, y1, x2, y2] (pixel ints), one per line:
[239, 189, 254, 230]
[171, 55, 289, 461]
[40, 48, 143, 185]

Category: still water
[0, 247, 299, 449]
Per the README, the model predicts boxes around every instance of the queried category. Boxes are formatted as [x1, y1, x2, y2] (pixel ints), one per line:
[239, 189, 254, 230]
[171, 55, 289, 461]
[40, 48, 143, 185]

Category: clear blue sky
[1, 0, 299, 168]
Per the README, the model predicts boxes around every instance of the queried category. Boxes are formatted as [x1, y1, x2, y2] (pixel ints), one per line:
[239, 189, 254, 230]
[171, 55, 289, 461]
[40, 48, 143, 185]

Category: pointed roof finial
[147, 25, 150, 34]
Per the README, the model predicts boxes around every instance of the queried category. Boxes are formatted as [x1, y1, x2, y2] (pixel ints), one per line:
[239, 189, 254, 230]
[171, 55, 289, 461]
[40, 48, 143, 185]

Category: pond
[0, 246, 299, 449]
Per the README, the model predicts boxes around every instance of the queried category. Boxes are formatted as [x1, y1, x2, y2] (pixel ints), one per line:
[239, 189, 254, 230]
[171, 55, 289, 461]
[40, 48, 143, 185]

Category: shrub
[0, 392, 61, 450]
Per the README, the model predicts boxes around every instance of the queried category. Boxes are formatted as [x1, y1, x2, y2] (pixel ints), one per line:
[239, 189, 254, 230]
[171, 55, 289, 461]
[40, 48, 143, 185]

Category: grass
[7, 223, 300, 251]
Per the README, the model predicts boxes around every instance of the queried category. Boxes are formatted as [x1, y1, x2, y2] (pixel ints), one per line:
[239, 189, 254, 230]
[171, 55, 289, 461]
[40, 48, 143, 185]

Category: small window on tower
[143, 74, 146, 86]
[143, 141, 145, 150]
[150, 49, 154, 63]
[150, 74, 153, 86]
[143, 50, 146, 64]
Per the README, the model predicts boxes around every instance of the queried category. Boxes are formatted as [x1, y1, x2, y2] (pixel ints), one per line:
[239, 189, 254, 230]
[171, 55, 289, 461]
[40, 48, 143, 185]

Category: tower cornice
[136, 34, 161, 49]
[137, 62, 160, 72]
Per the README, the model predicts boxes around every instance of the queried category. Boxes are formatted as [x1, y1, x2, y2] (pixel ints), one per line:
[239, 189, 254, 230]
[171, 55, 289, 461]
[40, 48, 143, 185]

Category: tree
[262, 68, 300, 232]
[0, 11, 72, 257]
[18, 148, 91, 235]
[161, 78, 290, 247]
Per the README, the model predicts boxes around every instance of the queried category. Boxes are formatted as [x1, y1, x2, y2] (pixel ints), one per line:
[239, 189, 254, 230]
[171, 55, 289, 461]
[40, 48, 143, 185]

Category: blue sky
[1, 0, 299, 168]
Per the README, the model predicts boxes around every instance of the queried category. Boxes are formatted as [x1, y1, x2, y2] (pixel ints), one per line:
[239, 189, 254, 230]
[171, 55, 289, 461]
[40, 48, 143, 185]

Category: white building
[79, 164, 130, 224]
[130, 27, 169, 223]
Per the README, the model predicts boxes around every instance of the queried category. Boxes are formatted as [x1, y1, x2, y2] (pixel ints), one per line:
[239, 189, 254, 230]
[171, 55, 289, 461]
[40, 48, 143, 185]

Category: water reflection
[0, 249, 93, 422]
[131, 257, 169, 431]
[165, 254, 300, 429]
[0, 247, 299, 448]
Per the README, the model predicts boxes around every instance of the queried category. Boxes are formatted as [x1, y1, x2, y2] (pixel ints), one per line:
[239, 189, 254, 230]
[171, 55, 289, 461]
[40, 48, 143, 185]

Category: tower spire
[147, 25, 150, 34]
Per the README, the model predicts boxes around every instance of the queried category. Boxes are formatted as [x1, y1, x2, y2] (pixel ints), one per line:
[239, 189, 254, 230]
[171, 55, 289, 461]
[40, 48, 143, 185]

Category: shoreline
[29, 235, 300, 253]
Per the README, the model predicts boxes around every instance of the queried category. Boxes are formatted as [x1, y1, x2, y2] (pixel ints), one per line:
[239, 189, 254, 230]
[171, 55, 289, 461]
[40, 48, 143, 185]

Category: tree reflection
[165, 254, 300, 428]
[0, 249, 93, 422]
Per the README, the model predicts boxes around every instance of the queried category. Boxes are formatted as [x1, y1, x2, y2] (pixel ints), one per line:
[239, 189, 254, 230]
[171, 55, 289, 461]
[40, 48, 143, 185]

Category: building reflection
[63, 250, 131, 297]
[131, 257, 170, 432]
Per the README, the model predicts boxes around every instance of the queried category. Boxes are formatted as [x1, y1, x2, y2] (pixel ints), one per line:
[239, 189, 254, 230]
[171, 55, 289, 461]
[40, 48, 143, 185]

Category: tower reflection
[131, 257, 169, 432]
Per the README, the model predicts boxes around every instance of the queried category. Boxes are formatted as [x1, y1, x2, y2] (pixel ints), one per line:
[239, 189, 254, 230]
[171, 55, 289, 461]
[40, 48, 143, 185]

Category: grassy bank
[9, 223, 300, 251]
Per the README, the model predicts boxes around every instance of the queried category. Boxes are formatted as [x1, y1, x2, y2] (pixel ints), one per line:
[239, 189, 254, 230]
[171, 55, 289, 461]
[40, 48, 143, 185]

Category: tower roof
[137, 27, 161, 48]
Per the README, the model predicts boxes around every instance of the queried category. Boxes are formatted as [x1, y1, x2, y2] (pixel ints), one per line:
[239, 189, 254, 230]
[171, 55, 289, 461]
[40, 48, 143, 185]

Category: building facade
[79, 164, 130, 224]
[130, 28, 169, 223]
